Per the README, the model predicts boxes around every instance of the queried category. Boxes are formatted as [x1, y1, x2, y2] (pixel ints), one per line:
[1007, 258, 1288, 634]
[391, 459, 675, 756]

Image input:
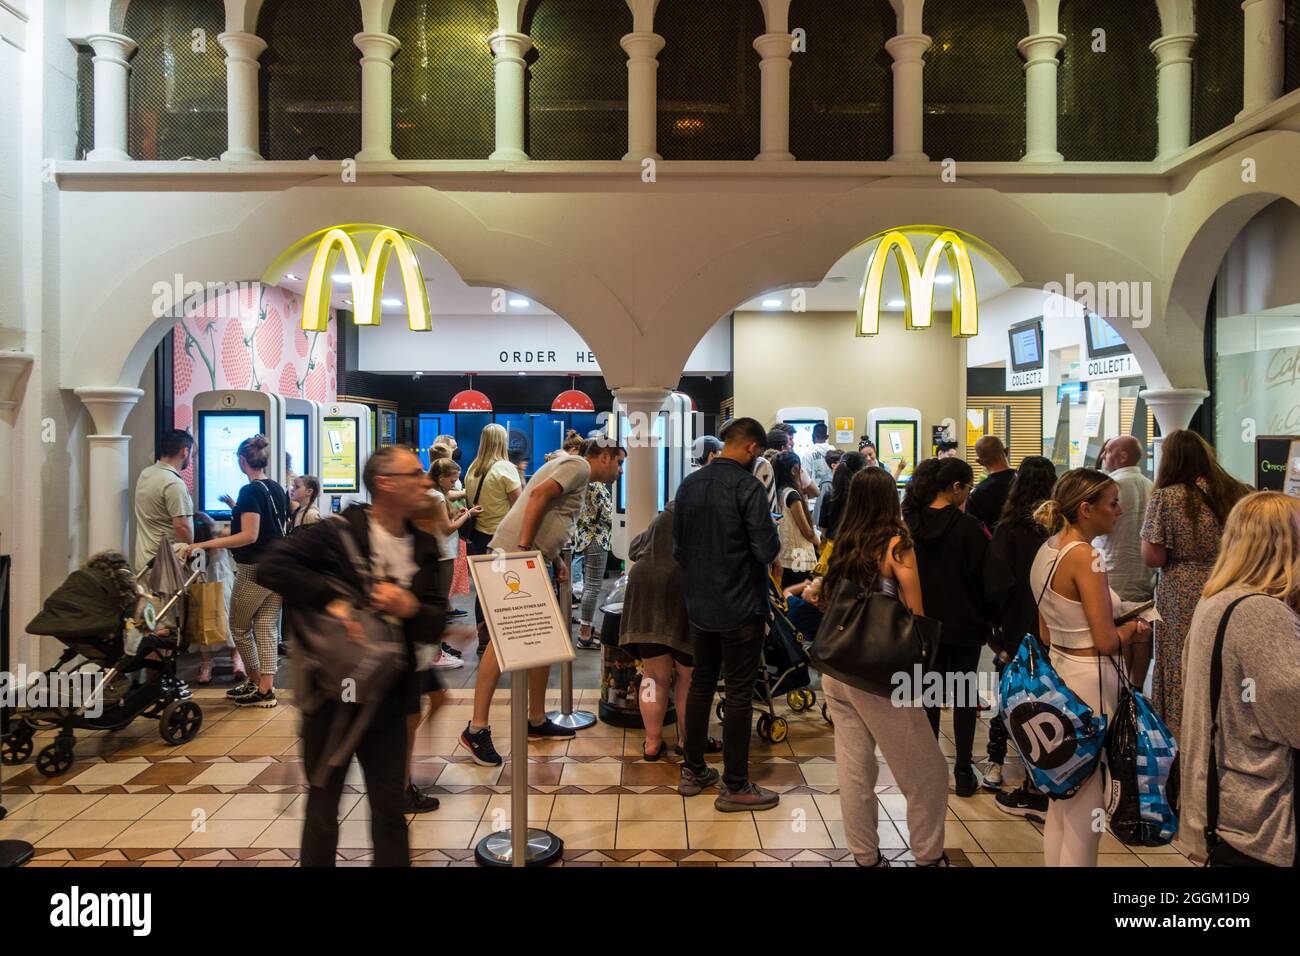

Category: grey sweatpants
[823, 675, 949, 866]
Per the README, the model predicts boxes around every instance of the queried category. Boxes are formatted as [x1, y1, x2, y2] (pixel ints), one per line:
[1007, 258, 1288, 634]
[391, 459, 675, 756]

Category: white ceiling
[736, 231, 1012, 313]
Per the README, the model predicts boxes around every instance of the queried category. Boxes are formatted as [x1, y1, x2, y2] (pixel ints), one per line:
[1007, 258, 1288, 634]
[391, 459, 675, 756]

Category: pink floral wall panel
[173, 284, 338, 492]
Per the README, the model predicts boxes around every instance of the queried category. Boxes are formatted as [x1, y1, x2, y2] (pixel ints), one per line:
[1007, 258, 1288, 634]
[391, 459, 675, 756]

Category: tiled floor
[0, 684, 1191, 868]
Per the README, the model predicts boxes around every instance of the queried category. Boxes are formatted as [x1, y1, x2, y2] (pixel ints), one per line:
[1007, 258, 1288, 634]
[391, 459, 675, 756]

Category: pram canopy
[27, 564, 131, 645]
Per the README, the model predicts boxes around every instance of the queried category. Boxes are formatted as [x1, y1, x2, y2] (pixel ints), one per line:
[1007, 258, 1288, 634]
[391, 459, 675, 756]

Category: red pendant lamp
[450, 373, 492, 412]
[551, 375, 595, 413]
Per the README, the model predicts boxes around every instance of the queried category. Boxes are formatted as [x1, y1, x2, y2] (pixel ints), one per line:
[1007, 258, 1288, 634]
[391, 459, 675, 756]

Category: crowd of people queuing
[127, 412, 1298, 868]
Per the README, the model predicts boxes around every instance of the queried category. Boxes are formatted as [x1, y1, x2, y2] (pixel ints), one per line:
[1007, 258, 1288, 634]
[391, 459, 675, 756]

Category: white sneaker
[981, 761, 1003, 790]
[429, 654, 464, 670]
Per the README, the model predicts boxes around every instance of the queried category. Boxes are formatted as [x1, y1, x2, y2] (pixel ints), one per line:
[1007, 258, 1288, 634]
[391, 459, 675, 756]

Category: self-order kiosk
[609, 391, 696, 560]
[193, 390, 286, 521]
[320, 401, 372, 511]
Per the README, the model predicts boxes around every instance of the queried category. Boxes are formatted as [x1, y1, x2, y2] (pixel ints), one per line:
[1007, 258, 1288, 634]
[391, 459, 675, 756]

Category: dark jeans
[300, 689, 409, 867]
[464, 529, 493, 627]
[684, 618, 764, 792]
[923, 642, 982, 773]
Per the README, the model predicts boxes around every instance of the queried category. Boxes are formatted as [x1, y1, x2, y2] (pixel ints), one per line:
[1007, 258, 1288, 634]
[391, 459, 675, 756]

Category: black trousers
[923, 642, 983, 772]
[987, 656, 1009, 764]
[300, 689, 409, 867]
[684, 618, 764, 792]
[464, 529, 493, 627]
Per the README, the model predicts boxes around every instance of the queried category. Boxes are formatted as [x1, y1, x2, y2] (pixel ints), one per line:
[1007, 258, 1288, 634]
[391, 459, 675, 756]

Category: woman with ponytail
[904, 456, 993, 798]
[1030, 468, 1152, 866]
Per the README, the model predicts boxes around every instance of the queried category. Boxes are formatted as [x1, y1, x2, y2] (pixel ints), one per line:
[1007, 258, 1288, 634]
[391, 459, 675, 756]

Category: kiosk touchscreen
[193, 390, 285, 520]
[776, 406, 830, 459]
[867, 406, 922, 487]
[610, 391, 696, 560]
[321, 401, 372, 510]
[282, 398, 321, 481]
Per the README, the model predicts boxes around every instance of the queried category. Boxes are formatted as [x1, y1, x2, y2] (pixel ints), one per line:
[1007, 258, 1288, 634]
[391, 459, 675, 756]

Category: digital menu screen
[198, 410, 265, 516]
[285, 414, 308, 479]
[1085, 313, 1128, 358]
[321, 416, 359, 493]
[875, 420, 917, 487]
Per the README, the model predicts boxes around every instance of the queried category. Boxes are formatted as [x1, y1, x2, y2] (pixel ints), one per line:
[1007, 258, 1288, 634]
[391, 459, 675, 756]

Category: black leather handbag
[809, 577, 942, 696]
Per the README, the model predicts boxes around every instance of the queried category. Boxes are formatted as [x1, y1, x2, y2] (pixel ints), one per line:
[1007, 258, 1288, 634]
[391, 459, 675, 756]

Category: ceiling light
[552, 375, 596, 413]
[342, 298, 353, 305]
[284, 273, 300, 281]
[332, 274, 349, 283]
[934, 274, 953, 285]
[510, 298, 529, 308]
[762, 298, 782, 308]
[887, 299, 905, 308]
[449, 374, 492, 412]
[381, 298, 401, 307]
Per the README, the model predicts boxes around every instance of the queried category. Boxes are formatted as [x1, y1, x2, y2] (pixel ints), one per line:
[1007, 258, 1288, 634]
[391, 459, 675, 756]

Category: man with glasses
[260, 445, 449, 866]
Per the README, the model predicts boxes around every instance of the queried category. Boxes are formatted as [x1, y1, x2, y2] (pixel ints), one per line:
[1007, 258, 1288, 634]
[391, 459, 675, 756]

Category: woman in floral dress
[1140, 430, 1250, 739]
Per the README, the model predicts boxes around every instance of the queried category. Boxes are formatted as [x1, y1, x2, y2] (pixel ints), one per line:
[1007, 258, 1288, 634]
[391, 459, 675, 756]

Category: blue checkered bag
[998, 634, 1108, 799]
[1104, 669, 1179, 846]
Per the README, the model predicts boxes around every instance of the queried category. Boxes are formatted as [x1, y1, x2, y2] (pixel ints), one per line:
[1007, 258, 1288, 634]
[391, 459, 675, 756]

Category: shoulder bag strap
[254, 479, 288, 533]
[1205, 594, 1258, 857]
[469, 467, 487, 508]
[331, 516, 374, 592]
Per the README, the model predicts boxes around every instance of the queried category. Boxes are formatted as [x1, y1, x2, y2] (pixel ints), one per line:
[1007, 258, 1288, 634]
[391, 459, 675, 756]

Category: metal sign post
[0, 553, 36, 867]
[547, 547, 596, 731]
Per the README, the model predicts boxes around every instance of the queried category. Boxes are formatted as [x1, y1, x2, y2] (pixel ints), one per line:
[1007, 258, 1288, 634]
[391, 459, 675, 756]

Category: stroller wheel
[821, 702, 833, 727]
[767, 716, 789, 743]
[715, 700, 725, 722]
[160, 700, 203, 744]
[1, 733, 33, 765]
[35, 741, 75, 777]
[786, 689, 815, 712]
[756, 713, 772, 742]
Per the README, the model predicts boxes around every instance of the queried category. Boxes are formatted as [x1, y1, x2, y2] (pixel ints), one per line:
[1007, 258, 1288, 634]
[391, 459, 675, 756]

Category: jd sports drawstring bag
[1104, 668, 1179, 846]
[998, 634, 1108, 799]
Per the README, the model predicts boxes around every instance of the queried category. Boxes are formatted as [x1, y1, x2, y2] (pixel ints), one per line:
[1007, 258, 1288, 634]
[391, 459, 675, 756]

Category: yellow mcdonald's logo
[856, 229, 978, 338]
[301, 226, 432, 333]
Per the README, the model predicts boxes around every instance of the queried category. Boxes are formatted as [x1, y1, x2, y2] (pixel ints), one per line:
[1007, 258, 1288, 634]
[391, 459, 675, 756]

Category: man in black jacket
[967, 436, 1014, 531]
[258, 446, 447, 867]
[673, 417, 782, 811]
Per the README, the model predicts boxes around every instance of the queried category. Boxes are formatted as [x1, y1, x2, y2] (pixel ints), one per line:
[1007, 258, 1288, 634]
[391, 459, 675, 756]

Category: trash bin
[597, 608, 677, 729]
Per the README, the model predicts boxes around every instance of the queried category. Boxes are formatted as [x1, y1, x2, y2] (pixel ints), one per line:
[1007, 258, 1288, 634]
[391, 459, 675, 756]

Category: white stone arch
[1161, 128, 1300, 390]
[643, 181, 1170, 388]
[63, 187, 646, 392]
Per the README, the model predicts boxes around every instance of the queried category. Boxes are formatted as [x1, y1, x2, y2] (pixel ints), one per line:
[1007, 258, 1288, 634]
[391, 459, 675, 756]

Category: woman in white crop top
[1029, 468, 1152, 868]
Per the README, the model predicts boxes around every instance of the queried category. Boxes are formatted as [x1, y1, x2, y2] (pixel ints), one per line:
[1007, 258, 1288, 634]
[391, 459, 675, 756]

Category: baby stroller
[714, 578, 817, 744]
[0, 550, 204, 777]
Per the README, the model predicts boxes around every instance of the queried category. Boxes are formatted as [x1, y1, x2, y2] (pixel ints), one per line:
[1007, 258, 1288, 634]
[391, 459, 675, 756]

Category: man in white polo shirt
[133, 429, 195, 569]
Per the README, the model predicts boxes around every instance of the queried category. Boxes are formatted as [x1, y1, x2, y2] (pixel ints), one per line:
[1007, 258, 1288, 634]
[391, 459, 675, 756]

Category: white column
[614, 387, 670, 550]
[75, 387, 144, 556]
[85, 33, 136, 162]
[753, 32, 794, 161]
[885, 33, 931, 162]
[1018, 32, 1065, 162]
[621, 31, 665, 161]
[354, 32, 401, 161]
[218, 31, 267, 162]
[1239, 0, 1285, 119]
[489, 31, 531, 161]
[1151, 33, 1196, 159]
[1140, 387, 1208, 471]
[0, 353, 35, 556]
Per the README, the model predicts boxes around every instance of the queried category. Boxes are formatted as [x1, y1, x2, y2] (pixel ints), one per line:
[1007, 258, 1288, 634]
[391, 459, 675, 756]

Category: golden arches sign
[856, 229, 980, 338]
[293, 225, 432, 333]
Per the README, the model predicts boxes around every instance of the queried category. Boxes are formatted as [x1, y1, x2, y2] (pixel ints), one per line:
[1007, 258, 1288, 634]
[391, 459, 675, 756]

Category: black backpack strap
[254, 479, 288, 534]
[1204, 594, 1259, 858]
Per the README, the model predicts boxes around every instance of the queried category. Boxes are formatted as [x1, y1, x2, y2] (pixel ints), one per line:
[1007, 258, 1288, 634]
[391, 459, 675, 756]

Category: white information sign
[1006, 367, 1046, 391]
[467, 552, 576, 673]
[1082, 352, 1140, 381]
[1084, 390, 1106, 438]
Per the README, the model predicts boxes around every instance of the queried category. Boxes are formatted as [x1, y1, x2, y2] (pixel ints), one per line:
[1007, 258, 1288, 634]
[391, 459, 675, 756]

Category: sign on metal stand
[467, 551, 573, 867]
[547, 547, 596, 731]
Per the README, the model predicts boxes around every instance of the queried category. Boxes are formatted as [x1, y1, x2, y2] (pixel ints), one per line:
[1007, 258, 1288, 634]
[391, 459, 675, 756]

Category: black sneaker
[459, 723, 503, 767]
[715, 782, 780, 812]
[441, 642, 463, 659]
[678, 765, 721, 797]
[995, 785, 1048, 823]
[233, 687, 277, 709]
[446, 609, 468, 619]
[526, 717, 575, 741]
[404, 784, 440, 814]
[857, 851, 891, 867]
[225, 678, 255, 699]
[954, 766, 981, 798]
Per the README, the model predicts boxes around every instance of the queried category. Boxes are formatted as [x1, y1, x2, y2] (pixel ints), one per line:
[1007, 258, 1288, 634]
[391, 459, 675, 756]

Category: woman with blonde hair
[1178, 492, 1300, 867]
[1030, 468, 1152, 866]
[1142, 430, 1251, 738]
[463, 423, 522, 652]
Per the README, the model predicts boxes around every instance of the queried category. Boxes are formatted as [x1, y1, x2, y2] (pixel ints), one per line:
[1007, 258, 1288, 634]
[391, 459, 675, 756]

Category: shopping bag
[185, 576, 230, 648]
[1104, 667, 1179, 846]
[998, 634, 1108, 799]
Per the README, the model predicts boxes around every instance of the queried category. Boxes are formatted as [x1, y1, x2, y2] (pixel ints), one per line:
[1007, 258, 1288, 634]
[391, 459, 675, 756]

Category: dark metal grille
[125, 1, 228, 160]
[788, 0, 893, 160]
[258, 0, 362, 160]
[923, 0, 1027, 162]
[391, 0, 496, 159]
[1191, 0, 1244, 142]
[76, 45, 94, 159]
[524, 0, 630, 160]
[655, 0, 765, 160]
[1285, 0, 1300, 93]
[1058, 0, 1160, 161]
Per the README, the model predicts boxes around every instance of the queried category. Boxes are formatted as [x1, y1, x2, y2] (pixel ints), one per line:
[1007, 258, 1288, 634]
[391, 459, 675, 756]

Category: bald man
[1095, 435, 1155, 603]
[967, 435, 1014, 530]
